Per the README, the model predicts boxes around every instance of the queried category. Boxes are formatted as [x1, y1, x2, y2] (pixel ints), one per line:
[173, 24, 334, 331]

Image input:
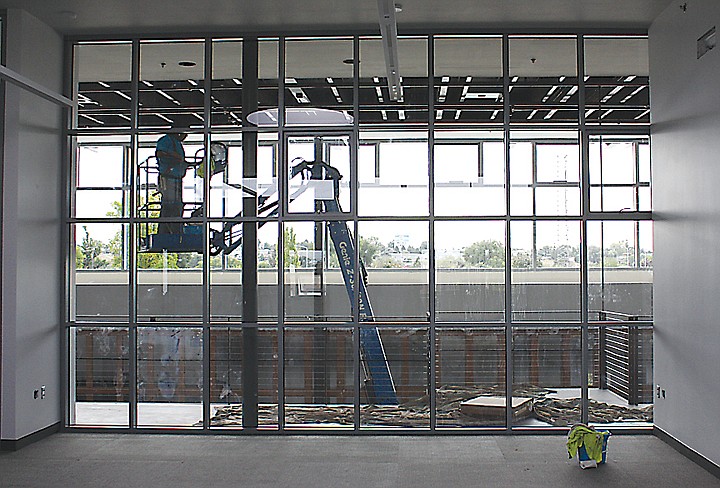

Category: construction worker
[155, 129, 189, 234]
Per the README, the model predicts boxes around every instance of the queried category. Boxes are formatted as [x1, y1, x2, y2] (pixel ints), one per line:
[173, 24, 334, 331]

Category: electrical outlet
[33, 389, 39, 399]
[40, 385, 46, 399]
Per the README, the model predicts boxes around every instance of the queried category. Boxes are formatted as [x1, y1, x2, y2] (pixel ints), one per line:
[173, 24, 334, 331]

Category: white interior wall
[650, 0, 720, 466]
[1, 9, 63, 441]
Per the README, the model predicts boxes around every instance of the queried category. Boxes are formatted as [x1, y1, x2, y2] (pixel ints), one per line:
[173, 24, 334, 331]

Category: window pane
[588, 221, 653, 319]
[511, 221, 581, 322]
[71, 327, 129, 427]
[284, 326, 353, 428]
[358, 221, 429, 321]
[436, 327, 506, 428]
[435, 221, 505, 322]
[434, 131, 505, 216]
[137, 327, 203, 427]
[360, 326, 429, 428]
[359, 131, 428, 216]
[74, 42, 132, 129]
[584, 37, 649, 125]
[509, 37, 578, 125]
[74, 136, 130, 218]
[211, 39, 243, 127]
[284, 38, 353, 126]
[72, 223, 129, 322]
[434, 36, 503, 126]
[512, 327, 582, 428]
[139, 41, 205, 128]
[360, 37, 428, 126]
[208, 327, 279, 429]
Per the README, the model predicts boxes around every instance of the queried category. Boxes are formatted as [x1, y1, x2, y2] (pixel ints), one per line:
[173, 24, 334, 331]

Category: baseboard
[654, 426, 720, 479]
[0, 422, 60, 451]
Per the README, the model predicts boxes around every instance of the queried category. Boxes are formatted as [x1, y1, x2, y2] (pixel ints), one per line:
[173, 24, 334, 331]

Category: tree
[77, 226, 108, 269]
[359, 236, 384, 267]
[511, 250, 531, 269]
[463, 240, 505, 268]
[373, 254, 403, 268]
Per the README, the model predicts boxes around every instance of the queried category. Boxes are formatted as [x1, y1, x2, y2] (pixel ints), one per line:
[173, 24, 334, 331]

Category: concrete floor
[1, 434, 718, 487]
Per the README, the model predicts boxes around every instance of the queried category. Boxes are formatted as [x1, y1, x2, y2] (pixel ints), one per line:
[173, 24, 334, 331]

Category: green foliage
[77, 226, 108, 269]
[463, 240, 505, 268]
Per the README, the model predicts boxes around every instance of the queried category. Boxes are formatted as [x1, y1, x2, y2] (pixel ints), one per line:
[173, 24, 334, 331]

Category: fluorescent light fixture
[188, 79, 198, 86]
[465, 92, 501, 101]
[289, 87, 310, 104]
[375, 87, 385, 103]
[373, 77, 381, 84]
[232, 78, 242, 85]
[585, 108, 597, 118]
[377, 0, 403, 101]
[326, 77, 334, 84]
[527, 109, 538, 120]
[542, 86, 558, 103]
[511, 76, 519, 83]
[441, 76, 450, 83]
[634, 109, 650, 120]
[436, 109, 443, 120]
[154, 113, 174, 123]
[544, 109, 558, 119]
[246, 107, 354, 127]
[114, 90, 132, 101]
[381, 110, 388, 120]
[192, 113, 204, 121]
[438, 85, 448, 103]
[285, 77, 298, 84]
[465, 76, 472, 83]
[600, 109, 613, 119]
[455, 110, 462, 120]
[491, 109, 499, 120]
[98, 81, 110, 88]
[624, 76, 637, 82]
[621, 85, 647, 103]
[156, 89, 180, 105]
[601, 86, 623, 103]
[398, 109, 406, 120]
[559, 76, 566, 83]
[560, 86, 578, 103]
[79, 114, 104, 124]
[142, 80, 153, 87]
[117, 114, 131, 121]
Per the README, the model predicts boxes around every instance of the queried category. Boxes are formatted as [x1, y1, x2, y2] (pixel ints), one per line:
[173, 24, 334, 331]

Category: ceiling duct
[376, 0, 403, 101]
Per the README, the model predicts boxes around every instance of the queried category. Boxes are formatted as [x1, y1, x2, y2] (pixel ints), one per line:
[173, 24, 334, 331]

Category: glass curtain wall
[67, 34, 652, 431]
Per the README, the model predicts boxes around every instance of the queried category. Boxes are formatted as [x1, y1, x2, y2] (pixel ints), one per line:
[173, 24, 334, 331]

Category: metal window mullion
[352, 36, 361, 431]
[202, 37, 212, 430]
[578, 34, 590, 425]
[428, 34, 436, 431]
[503, 34, 513, 433]
[62, 37, 74, 428]
[129, 37, 140, 430]
[277, 36, 286, 431]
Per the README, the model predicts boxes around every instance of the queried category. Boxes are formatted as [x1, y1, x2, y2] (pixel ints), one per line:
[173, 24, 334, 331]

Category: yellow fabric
[567, 424, 607, 463]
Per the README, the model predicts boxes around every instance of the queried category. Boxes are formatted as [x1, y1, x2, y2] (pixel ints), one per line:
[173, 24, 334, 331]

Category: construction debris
[205, 385, 653, 428]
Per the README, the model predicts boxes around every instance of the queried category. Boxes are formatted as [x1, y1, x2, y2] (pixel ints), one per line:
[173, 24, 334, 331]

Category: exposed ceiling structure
[0, 0, 674, 36]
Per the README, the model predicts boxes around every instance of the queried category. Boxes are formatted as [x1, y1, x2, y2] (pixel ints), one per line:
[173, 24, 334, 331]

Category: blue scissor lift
[139, 151, 398, 405]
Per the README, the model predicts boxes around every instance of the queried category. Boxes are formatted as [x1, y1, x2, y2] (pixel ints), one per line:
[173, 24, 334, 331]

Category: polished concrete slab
[1, 433, 718, 488]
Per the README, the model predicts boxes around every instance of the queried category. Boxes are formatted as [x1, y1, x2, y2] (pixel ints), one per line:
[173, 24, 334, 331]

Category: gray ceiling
[0, 0, 674, 36]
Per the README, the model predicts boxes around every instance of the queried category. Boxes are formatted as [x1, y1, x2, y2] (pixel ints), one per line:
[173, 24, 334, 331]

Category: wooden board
[460, 396, 534, 420]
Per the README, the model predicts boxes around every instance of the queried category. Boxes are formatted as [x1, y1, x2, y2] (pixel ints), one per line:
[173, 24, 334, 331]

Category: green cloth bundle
[567, 424, 607, 463]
